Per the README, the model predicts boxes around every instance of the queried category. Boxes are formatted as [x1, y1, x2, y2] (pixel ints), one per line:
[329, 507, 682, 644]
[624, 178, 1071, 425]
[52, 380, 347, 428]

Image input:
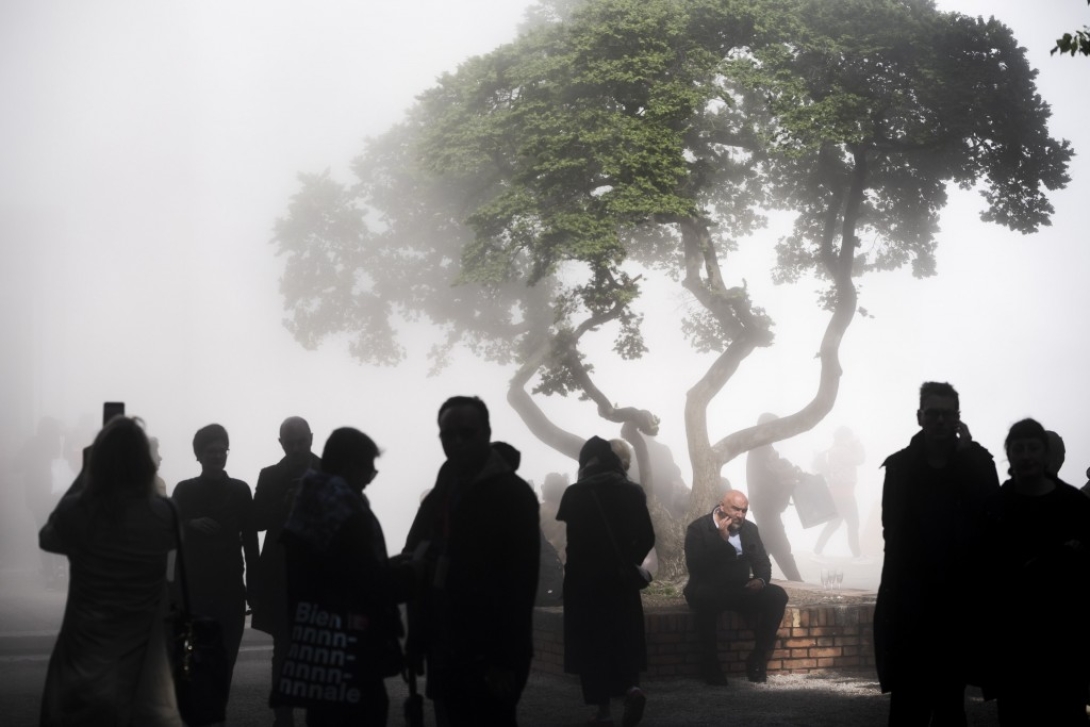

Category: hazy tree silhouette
[273, 0, 1071, 572]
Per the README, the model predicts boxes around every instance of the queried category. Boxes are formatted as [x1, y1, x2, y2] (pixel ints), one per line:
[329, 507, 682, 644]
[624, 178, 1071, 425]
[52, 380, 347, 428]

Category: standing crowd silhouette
[32, 384, 1090, 726]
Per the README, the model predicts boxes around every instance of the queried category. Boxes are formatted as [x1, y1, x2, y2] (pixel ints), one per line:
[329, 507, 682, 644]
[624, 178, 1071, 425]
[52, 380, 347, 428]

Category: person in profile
[172, 424, 259, 725]
[271, 428, 405, 726]
[683, 490, 788, 686]
[986, 419, 1090, 726]
[812, 426, 866, 558]
[557, 436, 654, 727]
[403, 396, 539, 727]
[874, 382, 998, 726]
[251, 416, 320, 727]
[745, 413, 804, 581]
[39, 416, 182, 726]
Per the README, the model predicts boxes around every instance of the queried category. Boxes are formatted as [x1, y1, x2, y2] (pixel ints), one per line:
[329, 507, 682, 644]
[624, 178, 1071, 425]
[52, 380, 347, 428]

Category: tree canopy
[274, 0, 1071, 571]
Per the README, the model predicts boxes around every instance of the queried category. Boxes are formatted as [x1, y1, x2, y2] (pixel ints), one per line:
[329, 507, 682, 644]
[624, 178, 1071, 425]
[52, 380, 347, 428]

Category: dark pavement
[0, 567, 1000, 726]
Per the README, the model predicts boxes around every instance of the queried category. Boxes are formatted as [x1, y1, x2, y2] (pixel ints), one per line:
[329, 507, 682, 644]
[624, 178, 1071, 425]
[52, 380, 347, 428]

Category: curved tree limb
[710, 147, 865, 465]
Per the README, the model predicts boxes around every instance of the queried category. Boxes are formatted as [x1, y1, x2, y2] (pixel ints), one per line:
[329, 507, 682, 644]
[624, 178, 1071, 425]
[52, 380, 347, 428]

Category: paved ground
[0, 567, 1001, 726]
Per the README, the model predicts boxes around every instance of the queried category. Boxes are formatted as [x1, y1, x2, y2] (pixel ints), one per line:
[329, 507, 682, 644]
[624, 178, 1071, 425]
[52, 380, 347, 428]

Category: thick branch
[710, 149, 864, 465]
[560, 342, 660, 436]
[507, 336, 584, 461]
[506, 296, 661, 464]
[679, 217, 773, 343]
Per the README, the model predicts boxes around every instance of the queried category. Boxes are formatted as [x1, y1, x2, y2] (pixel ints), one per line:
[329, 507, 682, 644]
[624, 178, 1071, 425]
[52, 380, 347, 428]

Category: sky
[1, 0, 1088, 574]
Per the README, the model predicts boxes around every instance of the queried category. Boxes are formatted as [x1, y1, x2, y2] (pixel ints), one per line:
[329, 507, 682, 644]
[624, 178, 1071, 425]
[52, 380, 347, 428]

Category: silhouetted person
[986, 419, 1090, 726]
[16, 417, 64, 587]
[745, 413, 804, 581]
[270, 428, 405, 726]
[403, 396, 539, 727]
[39, 416, 182, 726]
[813, 426, 866, 558]
[148, 436, 167, 496]
[172, 424, 259, 726]
[874, 382, 999, 727]
[684, 490, 788, 686]
[251, 416, 320, 727]
[558, 436, 654, 727]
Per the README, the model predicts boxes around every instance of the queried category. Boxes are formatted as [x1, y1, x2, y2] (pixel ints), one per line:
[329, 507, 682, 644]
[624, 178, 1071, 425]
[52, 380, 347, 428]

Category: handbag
[591, 489, 653, 590]
[165, 499, 230, 727]
[793, 473, 839, 529]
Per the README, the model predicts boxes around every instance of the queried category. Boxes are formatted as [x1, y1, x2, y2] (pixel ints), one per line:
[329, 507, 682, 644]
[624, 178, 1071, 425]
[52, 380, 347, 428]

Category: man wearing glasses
[873, 382, 999, 726]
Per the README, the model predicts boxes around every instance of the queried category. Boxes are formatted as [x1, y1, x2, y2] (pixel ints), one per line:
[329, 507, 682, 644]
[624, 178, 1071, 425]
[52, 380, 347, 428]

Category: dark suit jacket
[250, 453, 320, 634]
[683, 514, 771, 604]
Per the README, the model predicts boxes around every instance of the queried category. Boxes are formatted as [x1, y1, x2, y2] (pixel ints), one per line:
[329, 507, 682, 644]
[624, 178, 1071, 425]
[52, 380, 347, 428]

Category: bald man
[251, 417, 320, 727]
[683, 490, 788, 686]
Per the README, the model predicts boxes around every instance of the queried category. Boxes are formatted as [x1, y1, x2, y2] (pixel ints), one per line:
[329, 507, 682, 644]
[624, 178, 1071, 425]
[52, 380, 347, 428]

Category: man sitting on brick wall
[683, 490, 788, 686]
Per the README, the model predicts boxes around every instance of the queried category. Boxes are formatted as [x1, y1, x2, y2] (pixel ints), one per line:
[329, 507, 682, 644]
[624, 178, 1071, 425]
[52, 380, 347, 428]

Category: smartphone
[103, 401, 125, 426]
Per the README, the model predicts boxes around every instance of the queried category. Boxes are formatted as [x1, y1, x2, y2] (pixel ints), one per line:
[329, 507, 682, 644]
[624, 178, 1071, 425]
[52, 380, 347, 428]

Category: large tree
[274, 0, 1070, 573]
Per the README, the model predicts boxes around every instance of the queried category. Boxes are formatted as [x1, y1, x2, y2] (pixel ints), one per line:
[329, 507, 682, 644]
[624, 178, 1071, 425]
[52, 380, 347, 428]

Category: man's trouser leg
[731, 584, 788, 679]
[888, 679, 966, 727]
[691, 606, 725, 680]
[752, 511, 803, 581]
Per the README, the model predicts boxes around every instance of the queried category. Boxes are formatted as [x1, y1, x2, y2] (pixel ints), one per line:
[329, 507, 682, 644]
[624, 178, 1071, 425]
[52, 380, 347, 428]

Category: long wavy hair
[85, 416, 157, 500]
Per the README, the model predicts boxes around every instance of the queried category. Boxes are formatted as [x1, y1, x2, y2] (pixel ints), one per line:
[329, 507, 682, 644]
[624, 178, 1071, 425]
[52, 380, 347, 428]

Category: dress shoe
[746, 654, 768, 683]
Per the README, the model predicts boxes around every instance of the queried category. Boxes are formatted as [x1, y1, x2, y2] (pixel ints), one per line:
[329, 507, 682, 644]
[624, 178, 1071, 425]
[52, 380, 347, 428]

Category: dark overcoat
[250, 453, 320, 634]
[403, 449, 540, 698]
[873, 432, 998, 693]
[557, 470, 655, 676]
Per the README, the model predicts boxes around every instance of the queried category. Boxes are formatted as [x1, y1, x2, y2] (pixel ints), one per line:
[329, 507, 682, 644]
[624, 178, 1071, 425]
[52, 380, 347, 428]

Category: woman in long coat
[557, 436, 655, 727]
[39, 416, 182, 727]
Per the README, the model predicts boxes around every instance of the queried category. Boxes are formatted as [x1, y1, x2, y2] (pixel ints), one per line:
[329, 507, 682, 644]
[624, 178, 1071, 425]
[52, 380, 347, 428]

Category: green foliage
[1054, 29, 1090, 56]
[274, 0, 1071, 408]
[1052, 1, 1090, 57]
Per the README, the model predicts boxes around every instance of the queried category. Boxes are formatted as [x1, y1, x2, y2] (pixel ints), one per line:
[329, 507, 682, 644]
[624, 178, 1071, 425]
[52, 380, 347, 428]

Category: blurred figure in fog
[558, 436, 654, 727]
[540, 472, 569, 564]
[148, 437, 167, 496]
[988, 419, 1090, 726]
[812, 427, 866, 558]
[173, 424, 259, 726]
[251, 416, 319, 727]
[874, 382, 998, 727]
[745, 413, 804, 582]
[16, 417, 65, 587]
[39, 416, 182, 726]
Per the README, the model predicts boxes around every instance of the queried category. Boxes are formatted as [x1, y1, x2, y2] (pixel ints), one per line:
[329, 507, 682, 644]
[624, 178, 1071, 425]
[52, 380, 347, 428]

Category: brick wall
[532, 602, 875, 678]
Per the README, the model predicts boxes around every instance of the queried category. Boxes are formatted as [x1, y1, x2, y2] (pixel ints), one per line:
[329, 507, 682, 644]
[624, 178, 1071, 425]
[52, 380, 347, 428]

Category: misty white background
[2, 0, 1088, 574]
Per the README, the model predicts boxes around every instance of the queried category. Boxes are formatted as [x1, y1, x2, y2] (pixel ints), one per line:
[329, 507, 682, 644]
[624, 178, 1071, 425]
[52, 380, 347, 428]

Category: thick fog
[2, 0, 1089, 580]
